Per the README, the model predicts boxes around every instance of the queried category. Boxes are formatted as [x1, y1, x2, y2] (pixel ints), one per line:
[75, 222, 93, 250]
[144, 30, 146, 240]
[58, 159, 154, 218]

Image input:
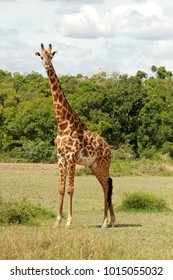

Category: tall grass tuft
[0, 197, 56, 225]
[118, 192, 170, 212]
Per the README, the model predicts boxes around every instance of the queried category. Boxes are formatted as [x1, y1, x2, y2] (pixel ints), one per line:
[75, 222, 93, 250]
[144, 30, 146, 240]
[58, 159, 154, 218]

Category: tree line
[0, 65, 173, 162]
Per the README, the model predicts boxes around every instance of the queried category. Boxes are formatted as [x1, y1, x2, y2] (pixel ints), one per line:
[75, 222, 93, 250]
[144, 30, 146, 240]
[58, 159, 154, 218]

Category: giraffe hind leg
[108, 177, 115, 227]
[89, 165, 115, 228]
[102, 178, 115, 228]
[107, 177, 113, 207]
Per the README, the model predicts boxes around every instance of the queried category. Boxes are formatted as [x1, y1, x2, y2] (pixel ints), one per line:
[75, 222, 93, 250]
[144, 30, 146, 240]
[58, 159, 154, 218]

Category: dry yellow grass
[0, 163, 173, 260]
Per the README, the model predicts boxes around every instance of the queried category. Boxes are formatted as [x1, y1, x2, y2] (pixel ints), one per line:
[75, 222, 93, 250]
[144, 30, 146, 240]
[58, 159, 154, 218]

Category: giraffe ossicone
[35, 43, 115, 228]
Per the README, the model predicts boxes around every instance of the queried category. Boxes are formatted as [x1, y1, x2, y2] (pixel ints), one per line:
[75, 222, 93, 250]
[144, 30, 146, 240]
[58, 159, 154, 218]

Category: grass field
[0, 163, 173, 260]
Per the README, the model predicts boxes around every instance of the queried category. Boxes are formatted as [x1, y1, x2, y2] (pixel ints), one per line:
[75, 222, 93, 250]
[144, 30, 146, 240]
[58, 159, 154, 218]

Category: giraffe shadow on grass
[114, 223, 142, 228]
[87, 223, 142, 229]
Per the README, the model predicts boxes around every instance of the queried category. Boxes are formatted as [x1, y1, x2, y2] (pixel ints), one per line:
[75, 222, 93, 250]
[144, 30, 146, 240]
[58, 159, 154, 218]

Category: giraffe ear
[52, 51, 58, 57]
[35, 52, 41, 57]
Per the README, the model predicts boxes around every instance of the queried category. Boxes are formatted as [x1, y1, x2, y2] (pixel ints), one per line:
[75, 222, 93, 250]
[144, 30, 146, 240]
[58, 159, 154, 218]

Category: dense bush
[118, 192, 170, 212]
[0, 197, 56, 225]
[10, 141, 57, 163]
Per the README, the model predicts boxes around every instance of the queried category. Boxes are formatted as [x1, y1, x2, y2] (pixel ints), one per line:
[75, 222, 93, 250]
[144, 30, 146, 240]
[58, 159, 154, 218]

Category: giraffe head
[35, 43, 57, 69]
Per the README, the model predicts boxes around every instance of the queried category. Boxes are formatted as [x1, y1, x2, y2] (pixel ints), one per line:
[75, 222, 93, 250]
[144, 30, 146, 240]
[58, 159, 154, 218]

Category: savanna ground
[0, 162, 173, 260]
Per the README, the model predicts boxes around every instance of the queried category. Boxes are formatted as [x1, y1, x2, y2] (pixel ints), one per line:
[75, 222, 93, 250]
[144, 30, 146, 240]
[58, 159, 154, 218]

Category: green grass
[0, 162, 173, 260]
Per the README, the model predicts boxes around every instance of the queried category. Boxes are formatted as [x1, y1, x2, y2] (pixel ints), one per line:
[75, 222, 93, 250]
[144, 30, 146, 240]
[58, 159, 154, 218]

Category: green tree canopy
[1, 66, 173, 161]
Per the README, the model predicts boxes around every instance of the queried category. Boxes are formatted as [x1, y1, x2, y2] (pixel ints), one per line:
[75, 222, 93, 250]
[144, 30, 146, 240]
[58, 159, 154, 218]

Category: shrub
[0, 197, 56, 225]
[10, 141, 57, 163]
[118, 192, 170, 212]
[111, 144, 136, 160]
[161, 141, 173, 159]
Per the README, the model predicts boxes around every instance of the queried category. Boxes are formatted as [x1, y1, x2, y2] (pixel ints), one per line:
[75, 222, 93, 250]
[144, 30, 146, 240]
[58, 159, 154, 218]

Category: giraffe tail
[107, 177, 113, 208]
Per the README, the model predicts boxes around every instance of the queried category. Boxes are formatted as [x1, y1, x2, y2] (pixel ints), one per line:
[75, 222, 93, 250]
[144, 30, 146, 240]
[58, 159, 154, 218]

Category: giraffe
[35, 43, 115, 228]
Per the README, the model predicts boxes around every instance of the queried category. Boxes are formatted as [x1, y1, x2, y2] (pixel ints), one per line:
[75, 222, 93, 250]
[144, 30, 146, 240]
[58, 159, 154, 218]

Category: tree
[151, 65, 157, 74]
[137, 77, 173, 156]
[1, 66, 173, 161]
[157, 66, 172, 79]
[136, 70, 148, 79]
[151, 65, 172, 79]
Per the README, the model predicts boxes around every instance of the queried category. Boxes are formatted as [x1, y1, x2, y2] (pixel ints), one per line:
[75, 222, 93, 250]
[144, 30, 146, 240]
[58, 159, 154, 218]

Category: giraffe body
[35, 44, 115, 228]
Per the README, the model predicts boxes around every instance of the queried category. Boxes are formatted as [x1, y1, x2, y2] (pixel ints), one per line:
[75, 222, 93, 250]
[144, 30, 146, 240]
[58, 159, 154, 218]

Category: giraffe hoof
[65, 218, 72, 228]
[110, 217, 116, 227]
[110, 221, 115, 228]
[101, 218, 109, 228]
[101, 223, 108, 229]
[108, 223, 113, 228]
[54, 220, 61, 228]
[108, 221, 115, 228]
[65, 222, 72, 228]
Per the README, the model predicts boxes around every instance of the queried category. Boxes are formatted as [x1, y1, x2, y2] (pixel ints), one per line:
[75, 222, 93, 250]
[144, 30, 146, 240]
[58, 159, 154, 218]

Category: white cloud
[61, 5, 104, 39]
[108, 1, 173, 40]
[60, 1, 173, 40]
[1, 0, 173, 76]
[0, 0, 17, 2]
[0, 34, 34, 73]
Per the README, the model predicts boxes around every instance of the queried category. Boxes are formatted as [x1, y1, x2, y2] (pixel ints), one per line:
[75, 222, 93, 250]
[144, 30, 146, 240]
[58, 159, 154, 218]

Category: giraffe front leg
[66, 161, 75, 228]
[54, 157, 67, 228]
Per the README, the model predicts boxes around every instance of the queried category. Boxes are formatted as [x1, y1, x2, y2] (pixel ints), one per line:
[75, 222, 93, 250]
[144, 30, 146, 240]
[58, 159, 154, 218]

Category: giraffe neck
[46, 65, 74, 129]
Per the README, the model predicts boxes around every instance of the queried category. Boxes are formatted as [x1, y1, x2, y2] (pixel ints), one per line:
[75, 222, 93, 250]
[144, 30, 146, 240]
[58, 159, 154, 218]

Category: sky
[0, 0, 173, 77]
